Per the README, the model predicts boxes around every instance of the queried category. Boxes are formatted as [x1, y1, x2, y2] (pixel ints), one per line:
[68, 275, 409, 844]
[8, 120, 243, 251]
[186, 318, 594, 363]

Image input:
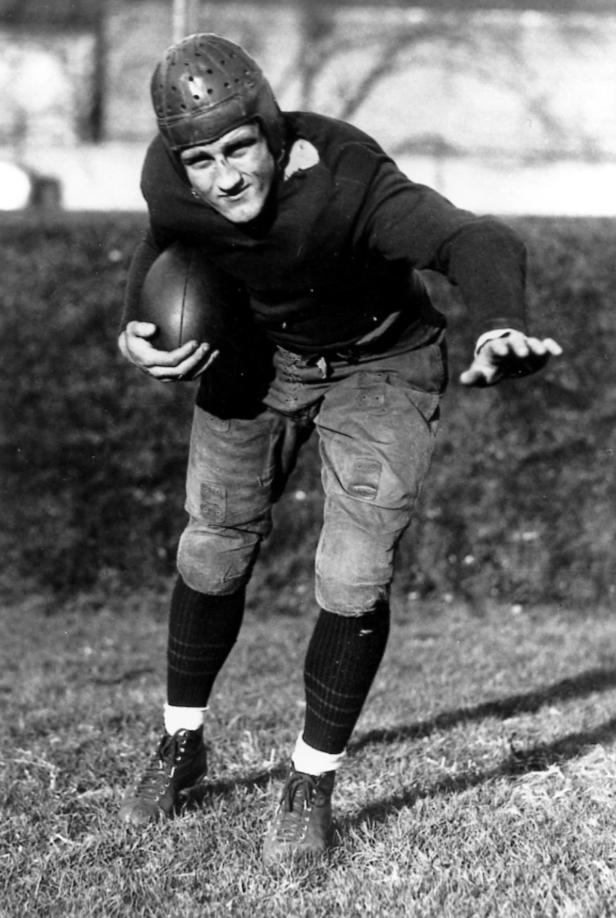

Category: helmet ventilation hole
[153, 35, 282, 153]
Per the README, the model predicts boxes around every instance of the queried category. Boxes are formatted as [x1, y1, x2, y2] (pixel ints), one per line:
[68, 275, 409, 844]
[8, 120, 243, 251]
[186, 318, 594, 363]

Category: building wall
[1, 2, 615, 213]
[0, 28, 96, 149]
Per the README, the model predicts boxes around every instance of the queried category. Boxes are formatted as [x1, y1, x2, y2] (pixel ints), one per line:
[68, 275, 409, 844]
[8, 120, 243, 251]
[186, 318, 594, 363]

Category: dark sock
[166, 576, 245, 708]
[302, 604, 390, 754]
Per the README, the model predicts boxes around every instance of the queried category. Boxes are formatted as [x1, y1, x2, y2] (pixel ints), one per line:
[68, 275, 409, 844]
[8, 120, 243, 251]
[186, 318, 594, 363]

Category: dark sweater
[123, 111, 527, 354]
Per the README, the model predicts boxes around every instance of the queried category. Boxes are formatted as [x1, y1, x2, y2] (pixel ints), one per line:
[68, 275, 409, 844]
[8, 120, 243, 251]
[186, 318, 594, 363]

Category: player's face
[180, 123, 276, 224]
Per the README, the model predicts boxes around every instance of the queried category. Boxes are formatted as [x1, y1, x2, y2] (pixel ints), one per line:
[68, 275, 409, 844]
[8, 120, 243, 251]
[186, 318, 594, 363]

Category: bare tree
[278, 4, 610, 164]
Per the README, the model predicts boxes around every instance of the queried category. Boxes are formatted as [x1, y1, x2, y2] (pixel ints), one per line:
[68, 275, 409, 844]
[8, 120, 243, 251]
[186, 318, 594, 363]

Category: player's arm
[361, 169, 562, 384]
[432, 219, 563, 385]
[119, 230, 215, 382]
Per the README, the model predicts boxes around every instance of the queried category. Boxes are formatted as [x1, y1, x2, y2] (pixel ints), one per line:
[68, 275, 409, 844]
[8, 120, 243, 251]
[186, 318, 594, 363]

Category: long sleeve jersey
[123, 111, 527, 354]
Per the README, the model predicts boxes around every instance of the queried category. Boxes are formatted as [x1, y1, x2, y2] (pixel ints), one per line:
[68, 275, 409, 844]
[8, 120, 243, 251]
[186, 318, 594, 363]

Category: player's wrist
[474, 327, 520, 355]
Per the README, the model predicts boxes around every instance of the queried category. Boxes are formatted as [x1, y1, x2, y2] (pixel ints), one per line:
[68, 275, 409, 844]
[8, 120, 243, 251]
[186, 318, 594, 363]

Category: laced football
[138, 243, 249, 353]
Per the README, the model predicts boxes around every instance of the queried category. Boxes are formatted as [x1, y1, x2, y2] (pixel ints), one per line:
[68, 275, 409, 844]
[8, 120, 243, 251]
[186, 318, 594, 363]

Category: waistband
[282, 312, 446, 365]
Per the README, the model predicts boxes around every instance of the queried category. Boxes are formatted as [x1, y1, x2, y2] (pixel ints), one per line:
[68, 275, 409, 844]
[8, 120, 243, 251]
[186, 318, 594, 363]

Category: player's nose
[215, 159, 243, 194]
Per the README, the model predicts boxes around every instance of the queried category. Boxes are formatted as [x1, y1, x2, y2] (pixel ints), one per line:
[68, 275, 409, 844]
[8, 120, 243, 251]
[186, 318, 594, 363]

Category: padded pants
[177, 331, 446, 614]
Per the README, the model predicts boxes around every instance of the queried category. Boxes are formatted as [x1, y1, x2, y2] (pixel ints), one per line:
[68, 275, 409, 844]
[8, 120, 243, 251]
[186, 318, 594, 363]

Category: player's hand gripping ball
[138, 242, 248, 359]
[138, 244, 272, 414]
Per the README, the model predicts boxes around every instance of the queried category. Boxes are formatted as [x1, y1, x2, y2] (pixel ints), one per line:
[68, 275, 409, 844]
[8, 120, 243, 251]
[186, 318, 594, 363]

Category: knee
[316, 581, 390, 615]
[315, 526, 393, 615]
[177, 524, 260, 596]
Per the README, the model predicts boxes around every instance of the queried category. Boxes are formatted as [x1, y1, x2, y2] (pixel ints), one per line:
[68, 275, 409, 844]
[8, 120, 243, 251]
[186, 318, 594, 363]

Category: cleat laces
[133, 733, 184, 802]
[275, 770, 319, 840]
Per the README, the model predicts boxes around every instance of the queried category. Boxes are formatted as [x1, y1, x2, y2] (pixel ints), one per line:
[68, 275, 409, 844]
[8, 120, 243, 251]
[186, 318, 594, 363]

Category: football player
[118, 33, 561, 864]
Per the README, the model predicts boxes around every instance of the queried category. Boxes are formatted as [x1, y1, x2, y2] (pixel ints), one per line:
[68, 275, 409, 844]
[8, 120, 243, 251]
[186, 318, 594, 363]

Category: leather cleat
[119, 727, 207, 826]
[263, 764, 336, 865]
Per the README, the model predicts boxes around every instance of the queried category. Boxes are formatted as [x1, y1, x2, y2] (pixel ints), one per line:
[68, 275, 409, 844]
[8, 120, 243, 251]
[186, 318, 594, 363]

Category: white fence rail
[0, 3, 614, 213]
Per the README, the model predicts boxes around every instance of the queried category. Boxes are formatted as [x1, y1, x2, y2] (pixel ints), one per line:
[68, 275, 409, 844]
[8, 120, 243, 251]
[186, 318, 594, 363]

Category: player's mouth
[209, 175, 271, 222]
[220, 183, 250, 202]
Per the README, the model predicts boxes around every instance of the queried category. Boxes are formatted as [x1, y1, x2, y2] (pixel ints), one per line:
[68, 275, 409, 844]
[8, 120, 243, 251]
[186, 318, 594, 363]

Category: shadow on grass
[343, 664, 616, 831]
[343, 713, 616, 834]
[181, 665, 616, 820]
[348, 664, 616, 753]
[181, 762, 289, 813]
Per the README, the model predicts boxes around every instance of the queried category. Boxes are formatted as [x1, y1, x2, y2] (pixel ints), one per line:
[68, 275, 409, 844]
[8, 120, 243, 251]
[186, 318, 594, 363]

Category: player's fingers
[150, 343, 214, 380]
[520, 336, 563, 358]
[155, 339, 204, 365]
[125, 320, 159, 338]
[123, 323, 177, 366]
[523, 336, 549, 355]
[459, 364, 495, 387]
[507, 336, 533, 358]
[118, 330, 130, 360]
[542, 337, 563, 355]
[172, 345, 217, 378]
[486, 338, 510, 357]
[141, 340, 205, 370]
[189, 349, 220, 380]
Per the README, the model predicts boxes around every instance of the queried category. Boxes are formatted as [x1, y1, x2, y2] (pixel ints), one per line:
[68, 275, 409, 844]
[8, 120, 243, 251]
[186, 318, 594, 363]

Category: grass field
[1, 212, 616, 915]
[2, 589, 616, 917]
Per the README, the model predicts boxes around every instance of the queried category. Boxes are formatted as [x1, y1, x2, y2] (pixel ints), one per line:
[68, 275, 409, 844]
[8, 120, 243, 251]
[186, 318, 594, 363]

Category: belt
[309, 309, 412, 365]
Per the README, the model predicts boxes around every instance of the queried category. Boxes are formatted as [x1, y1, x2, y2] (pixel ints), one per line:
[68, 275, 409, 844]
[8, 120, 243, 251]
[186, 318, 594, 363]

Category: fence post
[173, 0, 200, 43]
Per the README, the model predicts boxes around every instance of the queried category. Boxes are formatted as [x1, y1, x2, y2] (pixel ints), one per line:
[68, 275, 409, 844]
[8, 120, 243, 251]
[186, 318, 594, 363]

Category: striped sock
[302, 605, 390, 754]
[166, 576, 245, 708]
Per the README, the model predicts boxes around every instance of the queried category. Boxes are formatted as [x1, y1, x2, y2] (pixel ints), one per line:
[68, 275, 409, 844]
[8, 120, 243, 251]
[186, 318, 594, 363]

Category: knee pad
[177, 524, 260, 596]
[315, 524, 392, 614]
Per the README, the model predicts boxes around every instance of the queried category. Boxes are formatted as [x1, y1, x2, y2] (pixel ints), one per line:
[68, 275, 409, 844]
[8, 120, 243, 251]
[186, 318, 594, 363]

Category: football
[138, 242, 248, 352]
[137, 242, 273, 412]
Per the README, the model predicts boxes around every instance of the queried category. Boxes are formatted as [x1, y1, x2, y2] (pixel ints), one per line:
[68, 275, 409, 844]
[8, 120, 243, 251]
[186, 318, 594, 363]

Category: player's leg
[121, 404, 307, 825]
[263, 366, 439, 863]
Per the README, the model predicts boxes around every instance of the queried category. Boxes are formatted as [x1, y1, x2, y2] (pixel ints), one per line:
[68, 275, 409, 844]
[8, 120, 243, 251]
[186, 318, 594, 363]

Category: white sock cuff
[291, 733, 347, 775]
[164, 703, 207, 735]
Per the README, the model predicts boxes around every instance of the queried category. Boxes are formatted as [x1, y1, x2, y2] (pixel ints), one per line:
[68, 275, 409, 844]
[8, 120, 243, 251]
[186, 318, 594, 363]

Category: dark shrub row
[1, 213, 614, 605]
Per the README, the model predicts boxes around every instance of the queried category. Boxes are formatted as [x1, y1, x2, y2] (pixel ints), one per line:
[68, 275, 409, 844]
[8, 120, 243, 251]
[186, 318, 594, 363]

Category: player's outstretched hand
[459, 330, 562, 388]
[118, 321, 219, 382]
